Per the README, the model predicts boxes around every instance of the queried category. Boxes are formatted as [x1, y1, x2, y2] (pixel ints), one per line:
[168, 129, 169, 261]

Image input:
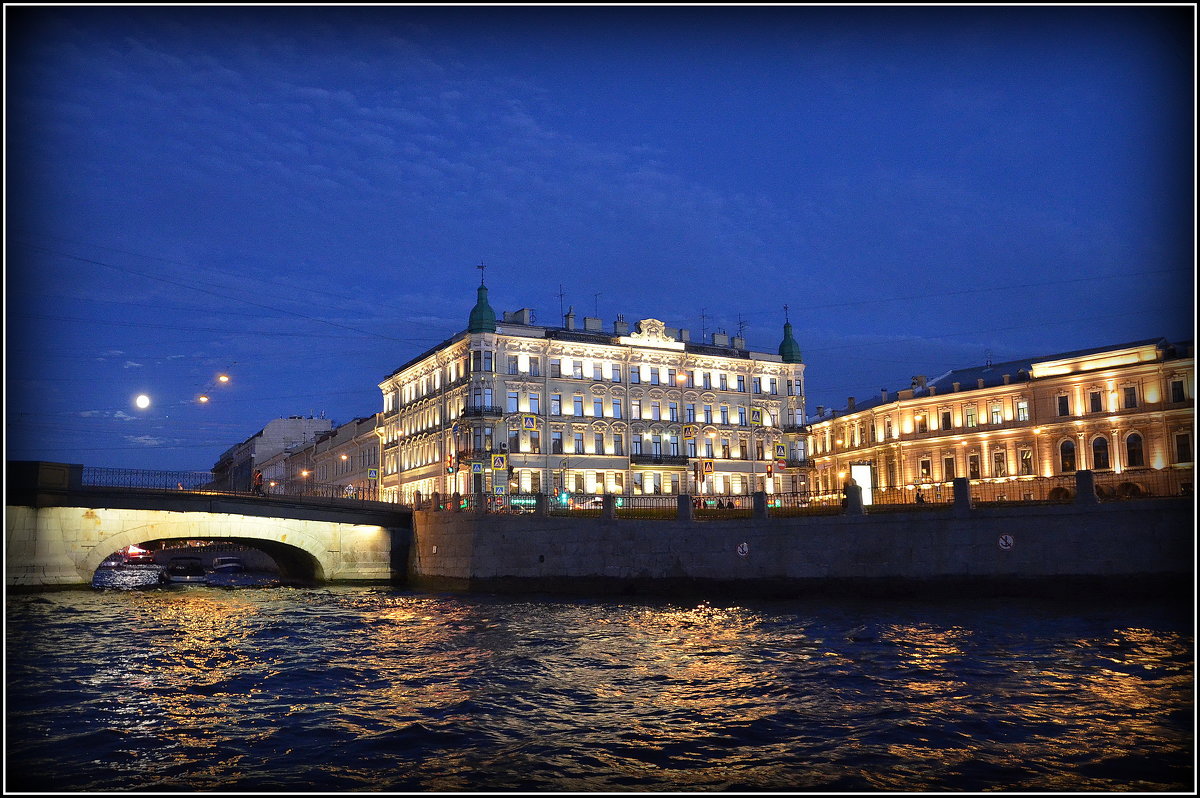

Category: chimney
[564, 307, 576, 330]
[583, 316, 603, 332]
[712, 331, 730, 347]
[881, 389, 888, 402]
[928, 385, 937, 396]
[816, 405, 825, 417]
[731, 335, 746, 350]
[1003, 374, 1011, 385]
[977, 378, 985, 389]
[847, 397, 856, 410]
[678, 328, 690, 342]
[613, 316, 630, 336]
[953, 382, 961, 392]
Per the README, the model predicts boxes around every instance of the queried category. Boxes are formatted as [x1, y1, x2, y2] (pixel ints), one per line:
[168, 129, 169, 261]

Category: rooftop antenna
[736, 314, 747, 338]
[557, 284, 567, 324]
[784, 304, 790, 323]
[477, 260, 486, 285]
[699, 308, 710, 339]
[593, 292, 601, 318]
[985, 348, 993, 370]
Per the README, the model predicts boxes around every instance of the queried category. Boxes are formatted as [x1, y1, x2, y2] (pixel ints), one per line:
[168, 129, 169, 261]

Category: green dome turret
[467, 282, 497, 333]
[778, 319, 802, 363]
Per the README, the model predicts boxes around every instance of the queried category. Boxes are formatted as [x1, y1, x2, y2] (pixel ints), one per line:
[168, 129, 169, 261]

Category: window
[1171, 379, 1186, 404]
[612, 399, 623, 419]
[1016, 400, 1029, 422]
[632, 436, 643, 456]
[613, 433, 624, 456]
[940, 410, 952, 430]
[550, 394, 562, 416]
[720, 406, 730, 424]
[550, 359, 562, 378]
[968, 454, 981, 479]
[630, 367, 641, 384]
[990, 405, 1002, 425]
[529, 357, 541, 377]
[507, 356, 519, 375]
[1089, 390, 1103, 413]
[685, 403, 696, 422]
[1123, 386, 1138, 409]
[885, 418, 893, 438]
[508, 429, 520, 452]
[915, 415, 928, 434]
[1175, 432, 1192, 463]
[1091, 437, 1110, 470]
[704, 405, 713, 423]
[594, 433, 604, 454]
[506, 391, 519, 413]
[943, 456, 956, 480]
[686, 370, 695, 388]
[669, 435, 680, 456]
[612, 364, 621, 382]
[573, 396, 583, 416]
[529, 430, 541, 454]
[736, 375, 745, 392]
[650, 368, 660, 386]
[573, 432, 584, 453]
[1126, 433, 1145, 468]
[753, 377, 762, 394]
[552, 431, 563, 454]
[919, 457, 932, 479]
[769, 377, 778, 395]
[1059, 439, 1076, 472]
[721, 439, 731, 459]
[719, 373, 728, 390]
[593, 399, 603, 418]
[529, 393, 540, 414]
[738, 407, 747, 426]
[704, 439, 714, 458]
[572, 360, 584, 379]
[651, 401, 661, 421]
[1057, 395, 1070, 417]
[594, 363, 603, 381]
[1019, 449, 1032, 476]
[668, 402, 678, 422]
[631, 400, 642, 420]
[667, 368, 677, 385]
[965, 405, 977, 428]
[992, 449, 1007, 477]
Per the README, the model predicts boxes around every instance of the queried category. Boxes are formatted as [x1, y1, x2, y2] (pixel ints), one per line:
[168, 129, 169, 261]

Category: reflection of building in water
[377, 279, 809, 504]
[807, 338, 1193, 498]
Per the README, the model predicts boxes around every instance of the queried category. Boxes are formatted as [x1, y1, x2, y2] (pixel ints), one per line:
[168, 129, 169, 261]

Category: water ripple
[5, 587, 1192, 791]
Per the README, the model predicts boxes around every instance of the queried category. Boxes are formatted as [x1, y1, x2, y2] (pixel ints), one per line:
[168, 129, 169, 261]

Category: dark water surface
[5, 582, 1193, 792]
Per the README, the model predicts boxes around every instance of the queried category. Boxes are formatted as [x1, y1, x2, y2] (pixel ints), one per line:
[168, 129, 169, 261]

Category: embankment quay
[6, 461, 1193, 596]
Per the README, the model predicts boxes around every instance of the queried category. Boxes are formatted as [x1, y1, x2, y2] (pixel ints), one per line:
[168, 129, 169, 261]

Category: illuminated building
[377, 279, 808, 504]
[806, 338, 1194, 500]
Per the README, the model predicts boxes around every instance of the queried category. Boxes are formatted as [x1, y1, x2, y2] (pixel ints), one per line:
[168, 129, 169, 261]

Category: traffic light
[446, 454, 455, 474]
[766, 463, 774, 477]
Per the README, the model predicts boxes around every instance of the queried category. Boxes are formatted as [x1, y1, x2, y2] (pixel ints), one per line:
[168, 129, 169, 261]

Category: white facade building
[378, 282, 808, 504]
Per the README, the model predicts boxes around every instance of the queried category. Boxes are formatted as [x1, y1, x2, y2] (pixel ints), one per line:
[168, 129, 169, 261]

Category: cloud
[126, 435, 167, 447]
[123, 361, 144, 368]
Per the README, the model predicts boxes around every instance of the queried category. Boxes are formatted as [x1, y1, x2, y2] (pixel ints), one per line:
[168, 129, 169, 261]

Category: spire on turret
[467, 262, 497, 333]
[778, 304, 802, 363]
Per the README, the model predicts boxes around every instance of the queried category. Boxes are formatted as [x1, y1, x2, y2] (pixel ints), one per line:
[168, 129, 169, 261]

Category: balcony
[461, 405, 504, 418]
[630, 453, 690, 467]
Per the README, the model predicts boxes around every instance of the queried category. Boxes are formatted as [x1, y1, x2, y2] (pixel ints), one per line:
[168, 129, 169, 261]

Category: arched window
[1091, 437, 1110, 470]
[1059, 439, 1076, 473]
[1126, 433, 1145, 468]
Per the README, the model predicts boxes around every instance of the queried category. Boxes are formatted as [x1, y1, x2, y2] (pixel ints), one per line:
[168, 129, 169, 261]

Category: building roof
[811, 337, 1189, 421]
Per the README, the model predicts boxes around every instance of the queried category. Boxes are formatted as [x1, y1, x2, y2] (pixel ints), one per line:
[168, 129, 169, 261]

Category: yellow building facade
[807, 338, 1194, 502]
[377, 283, 808, 504]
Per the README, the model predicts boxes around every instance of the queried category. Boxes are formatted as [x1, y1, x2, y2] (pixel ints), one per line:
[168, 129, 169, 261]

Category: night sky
[5, 5, 1194, 473]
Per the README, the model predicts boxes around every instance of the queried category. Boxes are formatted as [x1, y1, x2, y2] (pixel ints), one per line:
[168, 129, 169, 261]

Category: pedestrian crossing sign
[491, 454, 507, 470]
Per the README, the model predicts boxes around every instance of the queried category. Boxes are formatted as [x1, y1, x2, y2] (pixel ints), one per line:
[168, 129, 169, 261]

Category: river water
[5, 579, 1193, 792]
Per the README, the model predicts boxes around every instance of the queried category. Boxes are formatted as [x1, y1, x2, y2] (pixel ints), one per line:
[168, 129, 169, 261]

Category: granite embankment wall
[408, 494, 1193, 598]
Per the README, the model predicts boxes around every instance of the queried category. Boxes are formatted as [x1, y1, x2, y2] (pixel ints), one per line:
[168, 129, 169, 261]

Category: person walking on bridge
[252, 469, 264, 496]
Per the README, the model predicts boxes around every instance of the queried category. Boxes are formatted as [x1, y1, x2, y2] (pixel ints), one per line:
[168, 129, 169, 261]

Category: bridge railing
[80, 466, 386, 504]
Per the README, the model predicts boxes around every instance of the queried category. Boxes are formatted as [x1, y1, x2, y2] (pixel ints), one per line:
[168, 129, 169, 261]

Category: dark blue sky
[5, 5, 1194, 472]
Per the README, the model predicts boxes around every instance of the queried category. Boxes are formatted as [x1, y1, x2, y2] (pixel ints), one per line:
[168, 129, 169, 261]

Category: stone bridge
[6, 462, 411, 589]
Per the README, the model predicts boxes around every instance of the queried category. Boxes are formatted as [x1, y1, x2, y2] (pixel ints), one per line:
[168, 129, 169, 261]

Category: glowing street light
[217, 374, 230, 384]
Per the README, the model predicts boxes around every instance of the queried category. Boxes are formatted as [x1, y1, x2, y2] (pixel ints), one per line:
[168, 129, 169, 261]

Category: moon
[134, 394, 151, 409]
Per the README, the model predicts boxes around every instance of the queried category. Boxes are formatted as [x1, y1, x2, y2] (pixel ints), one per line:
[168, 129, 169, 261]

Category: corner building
[378, 281, 808, 504]
[806, 338, 1193, 500]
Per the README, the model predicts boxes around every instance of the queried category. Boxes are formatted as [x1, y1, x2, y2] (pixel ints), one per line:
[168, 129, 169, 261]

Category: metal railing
[80, 467, 386, 504]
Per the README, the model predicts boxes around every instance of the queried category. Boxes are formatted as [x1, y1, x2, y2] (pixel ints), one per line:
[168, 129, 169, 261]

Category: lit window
[1059, 439, 1076, 472]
